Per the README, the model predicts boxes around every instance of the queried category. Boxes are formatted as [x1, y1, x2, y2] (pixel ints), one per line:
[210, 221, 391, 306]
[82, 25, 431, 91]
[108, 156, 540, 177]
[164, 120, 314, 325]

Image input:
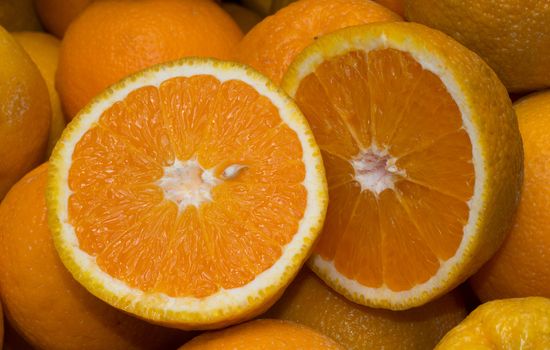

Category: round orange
[233, 0, 401, 84]
[0, 26, 50, 199]
[179, 319, 344, 349]
[268, 269, 468, 349]
[12, 31, 66, 156]
[35, 0, 93, 38]
[0, 164, 190, 350]
[470, 90, 550, 301]
[56, 0, 243, 119]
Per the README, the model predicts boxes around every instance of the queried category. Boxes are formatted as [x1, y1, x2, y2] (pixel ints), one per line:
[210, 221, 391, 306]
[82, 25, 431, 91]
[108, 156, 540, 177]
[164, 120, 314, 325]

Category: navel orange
[435, 297, 550, 349]
[282, 22, 523, 310]
[179, 319, 344, 349]
[48, 58, 327, 329]
[0, 26, 50, 199]
[267, 269, 468, 350]
[470, 90, 550, 301]
[0, 164, 190, 350]
[56, 0, 243, 119]
[233, 0, 401, 85]
[13, 31, 66, 155]
[406, 0, 550, 92]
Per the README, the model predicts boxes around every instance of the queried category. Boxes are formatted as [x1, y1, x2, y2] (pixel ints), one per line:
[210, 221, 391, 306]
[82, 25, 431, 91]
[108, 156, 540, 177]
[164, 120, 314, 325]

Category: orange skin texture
[56, 0, 243, 119]
[406, 0, 550, 92]
[233, 0, 401, 84]
[267, 269, 468, 350]
[0, 164, 191, 350]
[471, 90, 550, 301]
[0, 26, 50, 199]
[179, 319, 344, 349]
[35, 0, 93, 38]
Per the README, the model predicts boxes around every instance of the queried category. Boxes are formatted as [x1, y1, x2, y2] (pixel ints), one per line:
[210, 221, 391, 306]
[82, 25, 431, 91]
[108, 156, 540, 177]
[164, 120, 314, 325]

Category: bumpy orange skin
[0, 26, 50, 199]
[406, 0, 550, 92]
[267, 269, 468, 350]
[56, 0, 243, 119]
[35, 0, 93, 38]
[233, 0, 401, 84]
[435, 297, 550, 349]
[471, 90, 550, 301]
[0, 164, 191, 350]
[180, 319, 344, 349]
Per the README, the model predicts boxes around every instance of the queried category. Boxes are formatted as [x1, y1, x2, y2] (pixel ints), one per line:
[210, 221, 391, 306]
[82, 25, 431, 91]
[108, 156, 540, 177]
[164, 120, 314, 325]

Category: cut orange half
[282, 22, 523, 310]
[47, 58, 327, 329]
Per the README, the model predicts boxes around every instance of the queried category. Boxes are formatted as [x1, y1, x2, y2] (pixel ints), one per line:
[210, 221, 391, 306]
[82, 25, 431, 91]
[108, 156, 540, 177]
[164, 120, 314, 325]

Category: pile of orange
[0, 0, 549, 349]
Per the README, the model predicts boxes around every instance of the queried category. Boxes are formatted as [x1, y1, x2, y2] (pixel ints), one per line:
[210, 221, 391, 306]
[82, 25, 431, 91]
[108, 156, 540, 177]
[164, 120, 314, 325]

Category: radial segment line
[313, 72, 366, 150]
[331, 194, 361, 270]
[385, 70, 427, 146]
[197, 209, 222, 291]
[401, 178, 469, 203]
[394, 128, 465, 160]
[394, 189, 440, 262]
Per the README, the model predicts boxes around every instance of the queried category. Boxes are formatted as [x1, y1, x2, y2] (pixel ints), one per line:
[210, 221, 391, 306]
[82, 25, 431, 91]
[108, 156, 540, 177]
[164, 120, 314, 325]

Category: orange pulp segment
[293, 48, 474, 291]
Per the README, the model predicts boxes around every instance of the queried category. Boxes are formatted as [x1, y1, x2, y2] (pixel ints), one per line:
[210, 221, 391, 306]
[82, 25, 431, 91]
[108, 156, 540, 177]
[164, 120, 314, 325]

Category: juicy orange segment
[294, 47, 473, 292]
[48, 59, 327, 328]
[282, 22, 523, 310]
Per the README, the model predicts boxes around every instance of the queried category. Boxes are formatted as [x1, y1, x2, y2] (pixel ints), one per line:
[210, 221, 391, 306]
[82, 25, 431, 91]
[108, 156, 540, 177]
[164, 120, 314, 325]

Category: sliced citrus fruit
[47, 58, 327, 329]
[282, 22, 523, 310]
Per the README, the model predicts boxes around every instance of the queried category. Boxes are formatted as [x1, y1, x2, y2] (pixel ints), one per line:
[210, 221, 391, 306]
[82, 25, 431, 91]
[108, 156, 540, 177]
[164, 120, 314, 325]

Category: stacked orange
[1, 0, 549, 349]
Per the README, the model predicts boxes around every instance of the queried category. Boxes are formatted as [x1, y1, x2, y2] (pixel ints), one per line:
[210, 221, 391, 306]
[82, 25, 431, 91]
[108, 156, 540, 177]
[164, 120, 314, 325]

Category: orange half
[282, 22, 523, 309]
[47, 58, 327, 329]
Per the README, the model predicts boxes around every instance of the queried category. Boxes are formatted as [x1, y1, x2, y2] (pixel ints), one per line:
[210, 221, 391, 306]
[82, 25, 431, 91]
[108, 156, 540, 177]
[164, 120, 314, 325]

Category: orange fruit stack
[0, 164, 190, 350]
[234, 0, 401, 84]
[57, 0, 243, 119]
[0, 0, 549, 349]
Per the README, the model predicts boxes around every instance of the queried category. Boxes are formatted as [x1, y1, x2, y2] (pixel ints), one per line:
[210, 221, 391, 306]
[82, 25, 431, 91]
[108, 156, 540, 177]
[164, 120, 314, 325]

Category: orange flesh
[294, 49, 474, 291]
[68, 76, 307, 298]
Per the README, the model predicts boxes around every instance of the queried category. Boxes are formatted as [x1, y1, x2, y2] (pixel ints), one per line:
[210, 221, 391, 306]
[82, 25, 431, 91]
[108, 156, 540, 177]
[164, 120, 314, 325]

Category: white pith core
[351, 147, 404, 195]
[156, 159, 221, 210]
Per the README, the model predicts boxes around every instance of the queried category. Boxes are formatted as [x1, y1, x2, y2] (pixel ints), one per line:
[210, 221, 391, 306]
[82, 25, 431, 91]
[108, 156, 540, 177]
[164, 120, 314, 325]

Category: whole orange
[35, 0, 93, 38]
[56, 0, 243, 119]
[267, 269, 468, 349]
[180, 319, 344, 349]
[0, 164, 190, 350]
[233, 0, 401, 84]
[0, 26, 50, 199]
[470, 90, 550, 301]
